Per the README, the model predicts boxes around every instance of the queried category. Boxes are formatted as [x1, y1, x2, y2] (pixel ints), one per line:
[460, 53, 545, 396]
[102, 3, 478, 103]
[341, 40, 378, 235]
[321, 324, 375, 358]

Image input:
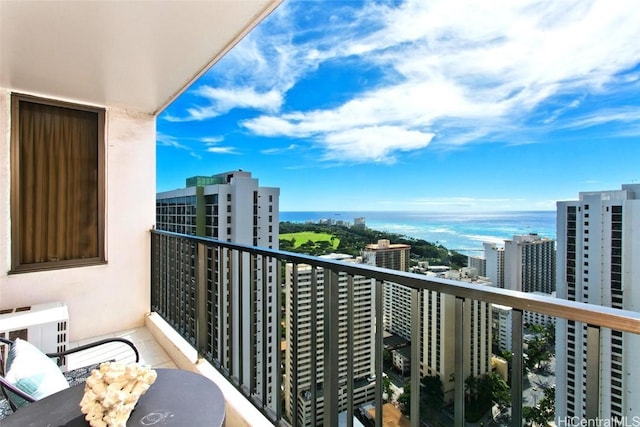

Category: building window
[11, 95, 105, 272]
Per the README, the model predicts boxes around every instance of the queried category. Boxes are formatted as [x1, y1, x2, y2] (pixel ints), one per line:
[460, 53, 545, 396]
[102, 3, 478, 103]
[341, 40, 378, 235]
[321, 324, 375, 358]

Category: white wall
[0, 90, 156, 341]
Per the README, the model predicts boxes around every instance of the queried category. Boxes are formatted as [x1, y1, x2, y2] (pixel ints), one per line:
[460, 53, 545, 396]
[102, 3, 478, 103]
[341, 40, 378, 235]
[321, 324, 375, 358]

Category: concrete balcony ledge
[145, 312, 274, 427]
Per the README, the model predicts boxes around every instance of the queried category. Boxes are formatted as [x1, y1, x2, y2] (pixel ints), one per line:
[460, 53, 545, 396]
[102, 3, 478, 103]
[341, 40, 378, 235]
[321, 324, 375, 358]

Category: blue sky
[157, 0, 640, 212]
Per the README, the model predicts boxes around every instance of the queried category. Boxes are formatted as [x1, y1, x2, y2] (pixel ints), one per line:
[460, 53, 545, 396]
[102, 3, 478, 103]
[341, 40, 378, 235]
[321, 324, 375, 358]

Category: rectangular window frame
[10, 94, 106, 273]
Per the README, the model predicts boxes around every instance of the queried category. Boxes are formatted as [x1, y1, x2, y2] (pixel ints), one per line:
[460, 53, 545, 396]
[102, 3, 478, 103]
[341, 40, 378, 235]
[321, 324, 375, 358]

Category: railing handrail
[151, 229, 640, 334]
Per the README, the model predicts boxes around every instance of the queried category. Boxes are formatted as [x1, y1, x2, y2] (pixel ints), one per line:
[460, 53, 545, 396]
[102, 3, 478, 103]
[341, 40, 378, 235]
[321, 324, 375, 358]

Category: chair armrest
[0, 375, 36, 404]
[46, 338, 140, 364]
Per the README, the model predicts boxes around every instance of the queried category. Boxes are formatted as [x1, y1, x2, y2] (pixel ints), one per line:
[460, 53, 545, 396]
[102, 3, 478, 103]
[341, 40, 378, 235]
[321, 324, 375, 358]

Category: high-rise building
[421, 289, 492, 401]
[363, 239, 410, 271]
[504, 234, 556, 294]
[485, 235, 556, 328]
[364, 240, 491, 401]
[492, 304, 513, 352]
[556, 184, 640, 419]
[284, 254, 376, 426]
[354, 217, 367, 228]
[467, 255, 487, 277]
[156, 170, 279, 246]
[484, 242, 505, 288]
[156, 170, 280, 415]
[363, 239, 412, 339]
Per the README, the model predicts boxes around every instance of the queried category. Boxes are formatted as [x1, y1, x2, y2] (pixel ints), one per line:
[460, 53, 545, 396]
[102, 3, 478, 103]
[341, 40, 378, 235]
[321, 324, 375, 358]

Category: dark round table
[2, 368, 225, 426]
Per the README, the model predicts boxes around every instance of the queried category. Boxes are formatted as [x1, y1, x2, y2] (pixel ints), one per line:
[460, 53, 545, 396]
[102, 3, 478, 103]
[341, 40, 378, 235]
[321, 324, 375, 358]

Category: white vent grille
[0, 302, 69, 368]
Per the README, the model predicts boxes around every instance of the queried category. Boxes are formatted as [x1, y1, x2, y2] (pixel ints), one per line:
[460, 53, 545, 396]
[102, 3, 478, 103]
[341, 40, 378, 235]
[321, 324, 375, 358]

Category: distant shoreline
[280, 210, 555, 214]
[280, 210, 557, 255]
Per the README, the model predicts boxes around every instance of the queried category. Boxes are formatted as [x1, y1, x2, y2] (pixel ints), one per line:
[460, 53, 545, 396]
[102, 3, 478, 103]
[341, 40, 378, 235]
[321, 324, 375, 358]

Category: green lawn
[280, 231, 340, 249]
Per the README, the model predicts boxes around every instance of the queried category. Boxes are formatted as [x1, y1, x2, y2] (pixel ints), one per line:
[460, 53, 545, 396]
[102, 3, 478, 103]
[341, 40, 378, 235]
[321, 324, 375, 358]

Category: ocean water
[280, 211, 556, 255]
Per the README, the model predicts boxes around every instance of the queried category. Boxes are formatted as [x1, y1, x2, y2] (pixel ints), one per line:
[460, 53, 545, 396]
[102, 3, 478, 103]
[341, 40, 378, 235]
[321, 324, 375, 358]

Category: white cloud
[321, 126, 434, 163]
[201, 135, 239, 154]
[206, 146, 240, 155]
[196, 86, 282, 112]
[169, 0, 640, 161]
[565, 107, 640, 129]
[201, 136, 224, 144]
[156, 132, 188, 150]
[157, 132, 201, 159]
[165, 87, 283, 122]
[261, 144, 298, 155]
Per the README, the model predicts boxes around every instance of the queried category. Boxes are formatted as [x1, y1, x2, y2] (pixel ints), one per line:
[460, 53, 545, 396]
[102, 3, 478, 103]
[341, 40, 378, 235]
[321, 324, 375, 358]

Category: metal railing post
[310, 267, 318, 426]
[410, 288, 420, 427]
[511, 309, 523, 427]
[454, 296, 465, 427]
[237, 250, 245, 388]
[226, 248, 235, 381]
[249, 252, 257, 395]
[261, 255, 268, 413]
[346, 274, 354, 427]
[323, 269, 340, 426]
[291, 264, 299, 427]
[275, 259, 283, 421]
[375, 279, 383, 427]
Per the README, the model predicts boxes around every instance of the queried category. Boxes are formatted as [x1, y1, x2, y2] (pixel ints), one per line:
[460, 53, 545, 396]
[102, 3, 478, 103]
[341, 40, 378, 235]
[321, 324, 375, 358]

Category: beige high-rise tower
[284, 254, 376, 426]
[363, 239, 411, 338]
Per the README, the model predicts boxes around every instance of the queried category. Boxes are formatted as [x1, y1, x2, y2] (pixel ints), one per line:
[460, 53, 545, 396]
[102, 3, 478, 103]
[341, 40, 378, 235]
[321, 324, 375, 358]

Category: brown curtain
[18, 101, 99, 264]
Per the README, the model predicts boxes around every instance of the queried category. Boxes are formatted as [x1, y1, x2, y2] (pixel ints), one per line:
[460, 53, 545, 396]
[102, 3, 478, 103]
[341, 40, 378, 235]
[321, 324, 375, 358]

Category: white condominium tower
[504, 234, 555, 294]
[284, 254, 376, 426]
[484, 235, 555, 293]
[156, 170, 280, 416]
[485, 235, 555, 328]
[556, 184, 640, 419]
[467, 254, 487, 277]
[484, 242, 505, 288]
[156, 170, 279, 246]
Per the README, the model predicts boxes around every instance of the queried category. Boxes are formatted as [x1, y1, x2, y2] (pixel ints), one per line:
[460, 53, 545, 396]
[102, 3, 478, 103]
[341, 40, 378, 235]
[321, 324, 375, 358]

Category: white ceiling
[0, 0, 282, 114]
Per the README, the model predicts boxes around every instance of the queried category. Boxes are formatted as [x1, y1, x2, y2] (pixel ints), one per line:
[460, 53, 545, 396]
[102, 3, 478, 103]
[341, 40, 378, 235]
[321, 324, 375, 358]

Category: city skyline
[157, 0, 640, 212]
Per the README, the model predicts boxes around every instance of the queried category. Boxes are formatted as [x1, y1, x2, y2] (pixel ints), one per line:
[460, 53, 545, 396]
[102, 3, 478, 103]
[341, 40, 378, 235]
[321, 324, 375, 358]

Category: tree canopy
[397, 375, 444, 420]
[279, 222, 467, 268]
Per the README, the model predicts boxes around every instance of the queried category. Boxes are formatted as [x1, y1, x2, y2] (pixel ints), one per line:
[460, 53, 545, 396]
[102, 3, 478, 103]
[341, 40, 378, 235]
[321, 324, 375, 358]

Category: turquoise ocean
[280, 211, 556, 255]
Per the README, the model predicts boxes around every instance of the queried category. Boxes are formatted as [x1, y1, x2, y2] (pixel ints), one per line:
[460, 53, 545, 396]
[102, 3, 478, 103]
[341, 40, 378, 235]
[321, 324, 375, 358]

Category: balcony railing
[150, 229, 640, 427]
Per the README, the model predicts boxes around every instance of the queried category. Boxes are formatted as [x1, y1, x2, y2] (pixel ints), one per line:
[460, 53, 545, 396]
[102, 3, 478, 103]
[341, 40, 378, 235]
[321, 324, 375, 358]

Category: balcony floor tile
[67, 326, 177, 370]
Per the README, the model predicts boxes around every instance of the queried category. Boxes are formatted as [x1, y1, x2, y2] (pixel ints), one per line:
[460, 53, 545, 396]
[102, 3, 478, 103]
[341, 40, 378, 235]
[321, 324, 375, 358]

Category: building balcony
[2, 229, 640, 425]
[143, 230, 640, 426]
